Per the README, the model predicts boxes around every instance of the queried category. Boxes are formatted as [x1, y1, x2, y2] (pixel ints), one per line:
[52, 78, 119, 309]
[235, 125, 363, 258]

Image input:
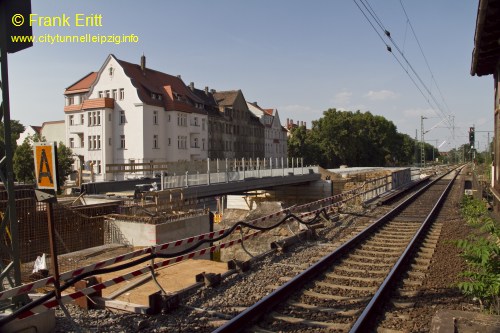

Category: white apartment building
[64, 54, 208, 181]
[247, 102, 288, 160]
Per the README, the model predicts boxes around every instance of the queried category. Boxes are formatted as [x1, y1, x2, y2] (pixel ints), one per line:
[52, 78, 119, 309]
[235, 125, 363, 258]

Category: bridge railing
[160, 159, 318, 189]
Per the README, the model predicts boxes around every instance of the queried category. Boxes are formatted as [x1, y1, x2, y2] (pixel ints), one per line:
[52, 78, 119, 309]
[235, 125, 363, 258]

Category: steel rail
[212, 167, 459, 333]
[349, 168, 460, 332]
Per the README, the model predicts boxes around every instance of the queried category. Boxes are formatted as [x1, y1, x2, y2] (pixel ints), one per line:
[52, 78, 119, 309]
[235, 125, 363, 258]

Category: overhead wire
[399, 0, 454, 117]
[352, 0, 454, 136]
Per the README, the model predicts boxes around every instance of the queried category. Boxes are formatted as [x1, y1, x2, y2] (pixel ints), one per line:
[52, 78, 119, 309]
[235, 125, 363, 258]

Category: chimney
[254, 101, 258, 106]
[205, 86, 209, 95]
[140, 54, 146, 73]
[210, 89, 216, 94]
[177, 75, 182, 79]
[286, 118, 289, 126]
[296, 120, 299, 125]
[189, 82, 194, 91]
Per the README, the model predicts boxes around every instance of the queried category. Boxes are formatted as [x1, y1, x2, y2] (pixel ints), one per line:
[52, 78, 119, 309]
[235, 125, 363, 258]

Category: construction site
[0, 158, 418, 332]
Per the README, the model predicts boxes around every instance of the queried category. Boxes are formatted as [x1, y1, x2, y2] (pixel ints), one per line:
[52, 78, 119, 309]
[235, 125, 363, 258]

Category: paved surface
[431, 310, 500, 333]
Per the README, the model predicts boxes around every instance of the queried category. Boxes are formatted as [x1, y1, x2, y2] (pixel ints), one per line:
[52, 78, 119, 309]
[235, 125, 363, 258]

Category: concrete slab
[431, 309, 500, 333]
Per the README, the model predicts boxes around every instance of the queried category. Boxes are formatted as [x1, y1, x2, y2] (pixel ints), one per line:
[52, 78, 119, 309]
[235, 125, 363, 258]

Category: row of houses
[60, 54, 289, 181]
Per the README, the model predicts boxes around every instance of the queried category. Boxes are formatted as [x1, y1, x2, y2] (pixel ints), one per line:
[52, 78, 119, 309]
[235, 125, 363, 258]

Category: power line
[398, 0, 454, 117]
[352, 0, 454, 134]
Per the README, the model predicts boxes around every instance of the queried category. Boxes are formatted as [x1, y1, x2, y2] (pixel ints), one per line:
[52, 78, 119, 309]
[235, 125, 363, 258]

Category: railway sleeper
[316, 281, 377, 292]
[287, 301, 361, 316]
[302, 290, 370, 303]
[336, 265, 388, 275]
[359, 244, 404, 252]
[268, 312, 352, 331]
[325, 272, 384, 283]
[342, 258, 393, 267]
[354, 249, 402, 257]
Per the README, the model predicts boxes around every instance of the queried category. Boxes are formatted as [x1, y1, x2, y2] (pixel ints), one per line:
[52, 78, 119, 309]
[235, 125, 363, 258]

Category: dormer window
[109, 66, 114, 77]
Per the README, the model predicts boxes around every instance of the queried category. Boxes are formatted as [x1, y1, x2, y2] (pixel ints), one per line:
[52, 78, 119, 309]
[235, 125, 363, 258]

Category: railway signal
[469, 127, 475, 149]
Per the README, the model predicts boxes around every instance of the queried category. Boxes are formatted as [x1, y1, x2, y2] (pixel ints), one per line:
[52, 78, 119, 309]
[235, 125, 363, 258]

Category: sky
[6, 0, 493, 152]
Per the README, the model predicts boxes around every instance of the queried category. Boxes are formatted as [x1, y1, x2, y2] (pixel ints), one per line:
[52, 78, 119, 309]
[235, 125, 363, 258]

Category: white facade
[41, 121, 65, 145]
[247, 102, 288, 160]
[65, 55, 208, 181]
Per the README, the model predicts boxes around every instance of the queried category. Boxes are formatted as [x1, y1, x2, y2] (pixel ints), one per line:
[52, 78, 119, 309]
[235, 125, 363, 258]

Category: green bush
[456, 195, 500, 314]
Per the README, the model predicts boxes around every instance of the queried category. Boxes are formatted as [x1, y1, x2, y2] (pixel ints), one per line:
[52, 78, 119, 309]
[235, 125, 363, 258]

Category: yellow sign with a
[33, 142, 58, 190]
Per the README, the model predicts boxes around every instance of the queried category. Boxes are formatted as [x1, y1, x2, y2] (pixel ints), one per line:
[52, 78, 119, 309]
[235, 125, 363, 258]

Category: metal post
[257, 157, 260, 178]
[207, 158, 210, 185]
[225, 158, 228, 183]
[242, 158, 245, 180]
[0, 27, 28, 305]
[217, 158, 219, 183]
[301, 157, 304, 174]
[46, 202, 62, 299]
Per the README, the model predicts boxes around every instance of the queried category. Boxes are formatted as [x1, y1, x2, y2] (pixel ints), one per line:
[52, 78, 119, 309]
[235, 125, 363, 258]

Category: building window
[202, 138, 205, 150]
[120, 135, 125, 149]
[69, 115, 74, 125]
[168, 138, 171, 146]
[105, 90, 110, 98]
[202, 119, 206, 131]
[96, 160, 102, 174]
[97, 111, 101, 125]
[120, 110, 126, 124]
[168, 115, 171, 122]
[108, 113, 111, 121]
[67, 96, 74, 105]
[177, 136, 187, 149]
[193, 137, 199, 148]
[97, 135, 101, 149]
[112, 89, 117, 100]
[177, 113, 187, 127]
[119, 88, 125, 100]
[109, 137, 112, 146]
[88, 136, 92, 149]
[153, 111, 158, 125]
[69, 138, 74, 148]
[98, 91, 103, 98]
[153, 135, 158, 149]
[80, 114, 84, 125]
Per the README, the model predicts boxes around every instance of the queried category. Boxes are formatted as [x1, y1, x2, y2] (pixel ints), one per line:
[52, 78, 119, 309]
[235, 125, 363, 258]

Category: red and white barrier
[1, 183, 364, 302]
[16, 231, 262, 320]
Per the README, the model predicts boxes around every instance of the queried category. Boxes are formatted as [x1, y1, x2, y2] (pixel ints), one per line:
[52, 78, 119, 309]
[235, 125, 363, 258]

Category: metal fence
[161, 158, 317, 190]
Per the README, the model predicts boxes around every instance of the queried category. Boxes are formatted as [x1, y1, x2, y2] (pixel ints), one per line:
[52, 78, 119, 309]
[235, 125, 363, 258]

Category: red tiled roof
[116, 58, 205, 114]
[64, 98, 114, 113]
[65, 72, 98, 94]
[213, 90, 240, 106]
[31, 126, 42, 134]
[264, 109, 274, 116]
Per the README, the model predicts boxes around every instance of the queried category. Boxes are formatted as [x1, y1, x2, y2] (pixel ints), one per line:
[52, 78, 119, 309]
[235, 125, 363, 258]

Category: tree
[13, 138, 35, 183]
[13, 136, 74, 190]
[56, 142, 74, 190]
[287, 125, 323, 166]
[0, 119, 25, 158]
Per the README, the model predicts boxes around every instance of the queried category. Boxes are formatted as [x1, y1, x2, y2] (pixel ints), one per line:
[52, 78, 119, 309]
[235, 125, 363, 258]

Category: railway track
[212, 168, 459, 333]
